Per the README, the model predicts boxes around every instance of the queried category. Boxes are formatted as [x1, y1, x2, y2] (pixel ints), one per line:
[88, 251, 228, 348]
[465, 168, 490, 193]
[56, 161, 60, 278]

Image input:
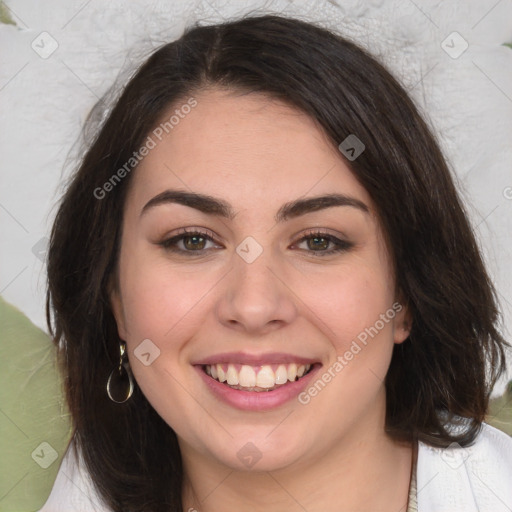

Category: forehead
[127, 88, 374, 217]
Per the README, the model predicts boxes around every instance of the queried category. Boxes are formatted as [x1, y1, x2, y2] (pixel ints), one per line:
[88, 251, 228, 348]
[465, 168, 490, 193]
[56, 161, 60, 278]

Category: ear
[392, 297, 412, 345]
[108, 275, 128, 341]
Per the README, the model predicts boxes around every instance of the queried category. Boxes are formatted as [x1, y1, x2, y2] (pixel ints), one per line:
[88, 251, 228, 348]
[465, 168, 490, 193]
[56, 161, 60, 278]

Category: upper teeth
[205, 363, 311, 389]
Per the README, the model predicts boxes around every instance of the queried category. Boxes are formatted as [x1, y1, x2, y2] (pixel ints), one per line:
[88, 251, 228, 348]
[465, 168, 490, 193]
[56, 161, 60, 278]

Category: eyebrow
[140, 190, 369, 222]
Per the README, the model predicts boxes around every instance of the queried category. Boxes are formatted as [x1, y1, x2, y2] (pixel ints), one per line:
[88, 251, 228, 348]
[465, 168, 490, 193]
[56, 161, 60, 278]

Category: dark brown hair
[46, 14, 509, 511]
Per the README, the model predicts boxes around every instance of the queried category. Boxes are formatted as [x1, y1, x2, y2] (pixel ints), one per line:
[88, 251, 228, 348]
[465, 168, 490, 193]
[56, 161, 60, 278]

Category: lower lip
[195, 364, 321, 411]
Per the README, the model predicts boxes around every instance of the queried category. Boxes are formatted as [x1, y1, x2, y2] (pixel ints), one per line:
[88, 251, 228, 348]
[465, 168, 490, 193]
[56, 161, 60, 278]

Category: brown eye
[158, 229, 221, 254]
[183, 235, 207, 250]
[306, 236, 330, 251]
[294, 232, 353, 256]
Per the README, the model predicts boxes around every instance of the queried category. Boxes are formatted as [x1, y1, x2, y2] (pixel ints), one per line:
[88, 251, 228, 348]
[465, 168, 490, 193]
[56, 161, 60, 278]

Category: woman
[42, 14, 512, 512]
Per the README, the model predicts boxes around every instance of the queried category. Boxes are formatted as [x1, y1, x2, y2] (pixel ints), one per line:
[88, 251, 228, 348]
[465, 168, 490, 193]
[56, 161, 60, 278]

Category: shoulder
[38, 439, 110, 512]
[417, 422, 512, 512]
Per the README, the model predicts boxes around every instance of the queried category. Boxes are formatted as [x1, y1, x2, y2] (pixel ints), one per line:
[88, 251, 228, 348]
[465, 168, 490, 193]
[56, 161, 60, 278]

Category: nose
[215, 249, 298, 335]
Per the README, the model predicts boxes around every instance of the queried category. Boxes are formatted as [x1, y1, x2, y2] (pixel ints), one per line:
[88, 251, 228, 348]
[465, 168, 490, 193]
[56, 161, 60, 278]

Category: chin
[207, 429, 309, 472]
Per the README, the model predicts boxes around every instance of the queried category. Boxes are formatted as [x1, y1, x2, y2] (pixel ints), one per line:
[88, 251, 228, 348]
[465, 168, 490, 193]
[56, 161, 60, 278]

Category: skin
[110, 88, 413, 512]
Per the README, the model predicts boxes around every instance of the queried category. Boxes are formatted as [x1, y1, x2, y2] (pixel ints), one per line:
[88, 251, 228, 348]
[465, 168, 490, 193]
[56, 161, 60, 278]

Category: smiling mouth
[202, 363, 314, 392]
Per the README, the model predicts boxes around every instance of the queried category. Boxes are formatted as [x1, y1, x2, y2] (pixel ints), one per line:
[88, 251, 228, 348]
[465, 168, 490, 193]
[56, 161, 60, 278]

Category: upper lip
[193, 352, 319, 366]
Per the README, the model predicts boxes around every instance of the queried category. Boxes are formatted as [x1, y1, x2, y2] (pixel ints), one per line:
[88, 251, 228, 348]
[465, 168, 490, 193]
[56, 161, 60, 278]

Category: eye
[293, 231, 353, 256]
[158, 228, 221, 254]
[157, 228, 353, 257]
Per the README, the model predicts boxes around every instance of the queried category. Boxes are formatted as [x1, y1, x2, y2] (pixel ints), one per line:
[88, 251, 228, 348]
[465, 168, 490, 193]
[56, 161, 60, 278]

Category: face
[110, 88, 411, 473]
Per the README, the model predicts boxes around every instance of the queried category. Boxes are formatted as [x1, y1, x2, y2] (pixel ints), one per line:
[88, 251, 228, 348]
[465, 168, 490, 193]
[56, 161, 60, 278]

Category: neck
[181, 399, 413, 512]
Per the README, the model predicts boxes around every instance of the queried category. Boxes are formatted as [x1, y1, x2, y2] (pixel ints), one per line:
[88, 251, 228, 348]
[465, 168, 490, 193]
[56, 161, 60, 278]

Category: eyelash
[158, 228, 353, 257]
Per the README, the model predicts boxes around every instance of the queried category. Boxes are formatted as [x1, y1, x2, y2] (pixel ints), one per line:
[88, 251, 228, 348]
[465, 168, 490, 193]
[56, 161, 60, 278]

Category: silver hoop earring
[106, 341, 134, 403]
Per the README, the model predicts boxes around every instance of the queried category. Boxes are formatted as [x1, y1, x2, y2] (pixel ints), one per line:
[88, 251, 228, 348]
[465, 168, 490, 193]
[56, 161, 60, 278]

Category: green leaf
[0, 1, 17, 26]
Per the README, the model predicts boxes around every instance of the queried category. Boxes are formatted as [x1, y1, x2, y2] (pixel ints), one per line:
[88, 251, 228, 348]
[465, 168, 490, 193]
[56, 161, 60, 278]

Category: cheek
[116, 252, 218, 432]
[292, 258, 395, 351]
[118, 248, 220, 342]
[295, 267, 398, 421]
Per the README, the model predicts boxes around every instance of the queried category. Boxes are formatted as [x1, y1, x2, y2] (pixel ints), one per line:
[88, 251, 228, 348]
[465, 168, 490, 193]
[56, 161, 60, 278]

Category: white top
[39, 423, 512, 511]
